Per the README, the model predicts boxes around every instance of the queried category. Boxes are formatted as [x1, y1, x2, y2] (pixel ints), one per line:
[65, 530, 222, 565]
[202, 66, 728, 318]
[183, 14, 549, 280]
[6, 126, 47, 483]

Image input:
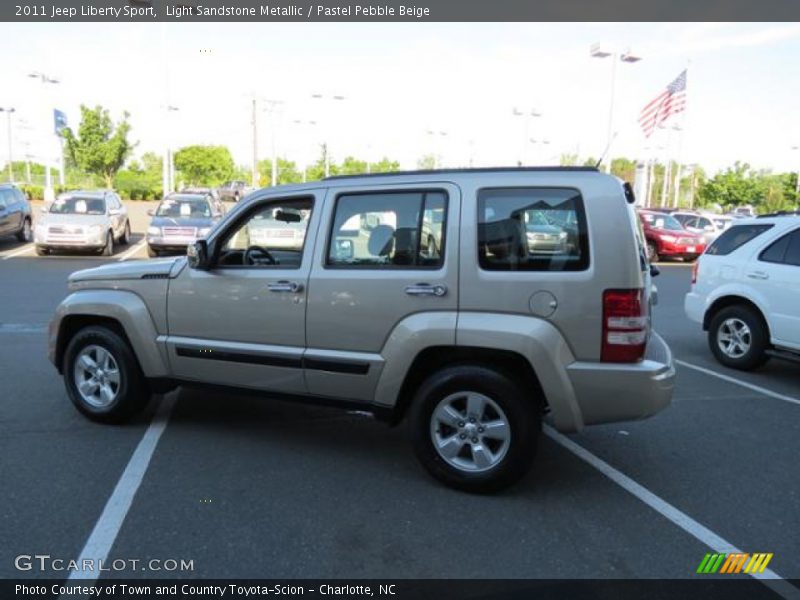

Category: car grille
[531, 233, 557, 240]
[678, 237, 697, 245]
[162, 227, 197, 237]
[49, 225, 85, 235]
[46, 225, 88, 243]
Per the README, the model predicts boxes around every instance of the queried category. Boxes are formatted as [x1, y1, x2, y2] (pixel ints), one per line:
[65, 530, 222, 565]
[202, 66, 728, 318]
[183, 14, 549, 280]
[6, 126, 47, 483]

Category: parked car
[638, 209, 706, 262]
[673, 211, 733, 245]
[34, 190, 130, 256]
[146, 193, 224, 257]
[685, 215, 800, 370]
[48, 167, 673, 493]
[181, 187, 226, 215]
[0, 183, 33, 243]
[218, 180, 248, 203]
[732, 205, 756, 218]
[523, 210, 568, 254]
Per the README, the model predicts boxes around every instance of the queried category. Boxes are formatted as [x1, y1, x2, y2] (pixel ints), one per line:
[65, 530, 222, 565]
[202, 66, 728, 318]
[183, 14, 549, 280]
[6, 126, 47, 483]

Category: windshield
[643, 213, 684, 231]
[49, 197, 106, 215]
[156, 198, 211, 218]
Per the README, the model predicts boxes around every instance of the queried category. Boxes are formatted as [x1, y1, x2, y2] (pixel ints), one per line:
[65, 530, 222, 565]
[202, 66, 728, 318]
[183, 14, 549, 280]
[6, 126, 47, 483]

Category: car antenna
[595, 132, 619, 169]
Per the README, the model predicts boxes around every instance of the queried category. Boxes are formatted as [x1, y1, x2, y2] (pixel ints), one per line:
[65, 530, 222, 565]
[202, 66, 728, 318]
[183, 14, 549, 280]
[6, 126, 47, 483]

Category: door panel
[166, 192, 321, 394]
[305, 184, 460, 399]
[758, 229, 800, 349]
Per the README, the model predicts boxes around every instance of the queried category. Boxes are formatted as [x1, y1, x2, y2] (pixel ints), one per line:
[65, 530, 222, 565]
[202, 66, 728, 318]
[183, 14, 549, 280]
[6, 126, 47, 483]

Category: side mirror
[649, 264, 660, 277]
[704, 225, 714, 232]
[147, 209, 155, 216]
[40, 206, 48, 214]
[109, 208, 121, 216]
[187, 239, 210, 269]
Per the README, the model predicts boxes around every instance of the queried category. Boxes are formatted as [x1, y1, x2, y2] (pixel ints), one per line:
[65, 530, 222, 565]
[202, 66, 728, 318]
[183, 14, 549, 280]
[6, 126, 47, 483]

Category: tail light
[601, 289, 648, 363]
[691, 260, 699, 285]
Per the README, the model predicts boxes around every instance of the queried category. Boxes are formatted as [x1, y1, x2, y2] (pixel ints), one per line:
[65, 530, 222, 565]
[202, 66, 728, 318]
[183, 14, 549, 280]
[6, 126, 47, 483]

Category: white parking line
[544, 425, 799, 599]
[676, 359, 800, 407]
[1, 243, 35, 260]
[116, 239, 147, 262]
[68, 395, 176, 582]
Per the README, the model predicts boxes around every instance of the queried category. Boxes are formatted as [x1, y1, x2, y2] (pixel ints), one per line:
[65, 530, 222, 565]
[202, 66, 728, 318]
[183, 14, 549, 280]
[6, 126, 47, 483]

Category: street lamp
[530, 138, 551, 165]
[426, 130, 448, 168]
[27, 71, 60, 199]
[512, 107, 541, 166]
[163, 105, 179, 195]
[590, 44, 642, 173]
[311, 93, 346, 177]
[262, 99, 284, 186]
[0, 108, 16, 182]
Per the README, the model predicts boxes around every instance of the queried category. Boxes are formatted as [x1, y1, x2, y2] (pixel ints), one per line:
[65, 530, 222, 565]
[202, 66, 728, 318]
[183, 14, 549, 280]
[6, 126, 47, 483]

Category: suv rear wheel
[16, 218, 32, 243]
[409, 365, 540, 493]
[708, 305, 769, 370]
[63, 325, 150, 423]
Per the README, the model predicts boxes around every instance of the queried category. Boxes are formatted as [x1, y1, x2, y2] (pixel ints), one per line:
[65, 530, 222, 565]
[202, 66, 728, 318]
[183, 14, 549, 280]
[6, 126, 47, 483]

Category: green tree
[417, 154, 437, 170]
[760, 179, 793, 214]
[257, 158, 303, 186]
[173, 145, 234, 187]
[559, 153, 579, 166]
[62, 105, 135, 188]
[370, 157, 401, 173]
[696, 162, 765, 211]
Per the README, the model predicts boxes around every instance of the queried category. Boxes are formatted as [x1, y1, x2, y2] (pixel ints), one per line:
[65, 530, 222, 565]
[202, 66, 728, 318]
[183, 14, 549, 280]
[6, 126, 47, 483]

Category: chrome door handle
[267, 280, 303, 293]
[405, 283, 447, 297]
[746, 271, 769, 280]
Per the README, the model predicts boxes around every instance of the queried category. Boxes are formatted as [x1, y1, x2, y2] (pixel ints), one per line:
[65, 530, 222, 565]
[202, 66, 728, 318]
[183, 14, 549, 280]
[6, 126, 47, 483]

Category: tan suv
[49, 168, 674, 492]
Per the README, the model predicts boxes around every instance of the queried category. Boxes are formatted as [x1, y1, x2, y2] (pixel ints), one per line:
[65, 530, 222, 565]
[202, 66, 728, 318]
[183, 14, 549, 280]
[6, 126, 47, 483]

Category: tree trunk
[104, 173, 114, 189]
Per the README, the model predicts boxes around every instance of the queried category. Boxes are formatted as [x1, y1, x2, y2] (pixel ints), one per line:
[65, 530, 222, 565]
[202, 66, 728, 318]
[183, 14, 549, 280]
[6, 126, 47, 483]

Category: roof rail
[755, 210, 800, 218]
[322, 166, 599, 181]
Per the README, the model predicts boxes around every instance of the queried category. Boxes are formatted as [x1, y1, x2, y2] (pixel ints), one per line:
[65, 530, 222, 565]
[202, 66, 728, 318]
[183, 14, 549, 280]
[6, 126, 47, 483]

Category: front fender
[49, 289, 170, 378]
[703, 284, 771, 329]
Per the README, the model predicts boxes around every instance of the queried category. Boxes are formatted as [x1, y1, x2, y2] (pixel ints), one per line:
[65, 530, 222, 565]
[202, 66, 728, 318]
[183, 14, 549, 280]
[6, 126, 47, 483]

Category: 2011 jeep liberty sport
[49, 167, 674, 493]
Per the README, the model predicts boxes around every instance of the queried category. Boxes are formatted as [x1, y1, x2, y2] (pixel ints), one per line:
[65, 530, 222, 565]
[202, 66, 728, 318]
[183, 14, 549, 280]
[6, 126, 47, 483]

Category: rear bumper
[684, 292, 706, 326]
[564, 332, 674, 429]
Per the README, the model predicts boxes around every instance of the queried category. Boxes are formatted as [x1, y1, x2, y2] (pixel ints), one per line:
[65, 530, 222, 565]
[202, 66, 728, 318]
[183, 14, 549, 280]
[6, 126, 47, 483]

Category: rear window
[705, 224, 773, 256]
[478, 188, 589, 271]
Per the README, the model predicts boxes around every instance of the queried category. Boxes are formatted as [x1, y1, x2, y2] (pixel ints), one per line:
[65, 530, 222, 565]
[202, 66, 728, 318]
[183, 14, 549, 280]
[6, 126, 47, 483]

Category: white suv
[685, 215, 800, 370]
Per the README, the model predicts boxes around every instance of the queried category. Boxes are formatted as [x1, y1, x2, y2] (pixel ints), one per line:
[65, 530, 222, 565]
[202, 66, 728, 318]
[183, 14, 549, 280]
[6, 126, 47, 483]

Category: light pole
[530, 138, 551, 165]
[590, 44, 642, 174]
[163, 105, 179, 195]
[292, 119, 317, 182]
[311, 93, 346, 177]
[28, 71, 60, 199]
[512, 108, 541, 166]
[426, 130, 448, 168]
[262, 99, 284, 186]
[0, 108, 16, 182]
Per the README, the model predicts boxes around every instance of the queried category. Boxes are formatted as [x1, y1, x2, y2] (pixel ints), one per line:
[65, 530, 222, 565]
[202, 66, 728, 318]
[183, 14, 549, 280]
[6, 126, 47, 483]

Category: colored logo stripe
[697, 553, 773, 574]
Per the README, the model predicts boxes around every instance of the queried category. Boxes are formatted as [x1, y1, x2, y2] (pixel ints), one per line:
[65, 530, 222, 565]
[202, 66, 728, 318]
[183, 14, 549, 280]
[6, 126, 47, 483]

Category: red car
[638, 209, 706, 262]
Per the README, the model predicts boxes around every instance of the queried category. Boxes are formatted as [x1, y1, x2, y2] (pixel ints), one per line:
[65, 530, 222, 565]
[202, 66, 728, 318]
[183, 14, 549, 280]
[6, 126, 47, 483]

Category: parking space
[1, 227, 798, 587]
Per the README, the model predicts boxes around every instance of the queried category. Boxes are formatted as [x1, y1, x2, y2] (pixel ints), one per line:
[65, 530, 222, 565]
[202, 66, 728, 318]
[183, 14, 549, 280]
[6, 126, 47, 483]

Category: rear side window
[478, 188, 588, 271]
[763, 229, 800, 266]
[705, 224, 773, 256]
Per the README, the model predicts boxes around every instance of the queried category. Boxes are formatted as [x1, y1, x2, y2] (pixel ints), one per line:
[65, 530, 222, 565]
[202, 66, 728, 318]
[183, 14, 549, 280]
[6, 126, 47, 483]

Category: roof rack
[756, 210, 800, 218]
[323, 166, 599, 181]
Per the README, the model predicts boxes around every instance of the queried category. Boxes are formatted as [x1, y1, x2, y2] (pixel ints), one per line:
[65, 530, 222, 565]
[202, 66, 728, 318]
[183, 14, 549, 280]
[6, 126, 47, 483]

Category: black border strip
[175, 346, 370, 375]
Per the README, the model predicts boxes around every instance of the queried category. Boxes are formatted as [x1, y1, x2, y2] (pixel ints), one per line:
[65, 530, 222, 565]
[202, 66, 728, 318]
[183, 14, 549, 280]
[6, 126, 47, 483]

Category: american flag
[638, 70, 687, 138]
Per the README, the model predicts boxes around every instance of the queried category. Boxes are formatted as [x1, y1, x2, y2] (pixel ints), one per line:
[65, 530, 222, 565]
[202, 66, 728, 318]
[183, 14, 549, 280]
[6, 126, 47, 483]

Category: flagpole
[672, 65, 689, 208]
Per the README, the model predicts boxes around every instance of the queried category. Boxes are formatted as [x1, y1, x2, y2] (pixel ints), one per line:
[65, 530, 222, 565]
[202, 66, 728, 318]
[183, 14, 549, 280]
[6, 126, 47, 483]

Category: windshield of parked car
[49, 197, 106, 215]
[156, 197, 211, 218]
[642, 212, 684, 231]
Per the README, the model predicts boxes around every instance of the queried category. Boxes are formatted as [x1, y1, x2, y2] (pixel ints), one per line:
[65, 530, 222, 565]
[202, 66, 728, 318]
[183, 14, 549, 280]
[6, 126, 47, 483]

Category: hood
[150, 216, 217, 228]
[69, 257, 185, 284]
[39, 213, 109, 226]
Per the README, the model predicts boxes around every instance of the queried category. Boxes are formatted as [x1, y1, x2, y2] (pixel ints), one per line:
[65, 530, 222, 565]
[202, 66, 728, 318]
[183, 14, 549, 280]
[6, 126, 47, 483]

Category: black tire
[646, 240, 660, 263]
[102, 232, 114, 256]
[708, 305, 770, 371]
[147, 245, 159, 258]
[120, 221, 131, 245]
[16, 218, 32, 243]
[409, 364, 540, 494]
[35, 245, 49, 256]
[63, 325, 150, 423]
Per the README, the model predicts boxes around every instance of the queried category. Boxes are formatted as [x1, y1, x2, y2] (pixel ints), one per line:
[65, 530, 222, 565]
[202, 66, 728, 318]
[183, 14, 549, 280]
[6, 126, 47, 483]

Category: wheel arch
[703, 294, 770, 335]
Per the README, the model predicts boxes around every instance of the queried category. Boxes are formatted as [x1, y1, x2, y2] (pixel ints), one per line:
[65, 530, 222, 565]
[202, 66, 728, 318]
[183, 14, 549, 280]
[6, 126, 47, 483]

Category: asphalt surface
[1, 212, 798, 586]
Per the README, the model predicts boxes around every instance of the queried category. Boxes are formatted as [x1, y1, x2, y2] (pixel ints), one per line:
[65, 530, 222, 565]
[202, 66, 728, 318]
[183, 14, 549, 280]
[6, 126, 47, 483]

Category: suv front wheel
[708, 305, 770, 370]
[409, 365, 540, 493]
[63, 325, 150, 423]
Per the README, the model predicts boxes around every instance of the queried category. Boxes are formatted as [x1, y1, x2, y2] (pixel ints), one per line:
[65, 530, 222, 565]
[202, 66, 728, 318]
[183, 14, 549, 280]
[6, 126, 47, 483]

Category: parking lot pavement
[1, 254, 798, 585]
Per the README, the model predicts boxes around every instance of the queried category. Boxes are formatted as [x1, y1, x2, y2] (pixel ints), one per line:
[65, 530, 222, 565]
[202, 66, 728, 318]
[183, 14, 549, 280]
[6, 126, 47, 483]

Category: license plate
[687, 246, 695, 253]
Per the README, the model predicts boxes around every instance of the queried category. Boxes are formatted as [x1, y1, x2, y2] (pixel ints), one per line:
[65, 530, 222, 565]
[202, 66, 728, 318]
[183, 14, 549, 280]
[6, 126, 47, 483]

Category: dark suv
[0, 184, 33, 243]
[218, 180, 248, 203]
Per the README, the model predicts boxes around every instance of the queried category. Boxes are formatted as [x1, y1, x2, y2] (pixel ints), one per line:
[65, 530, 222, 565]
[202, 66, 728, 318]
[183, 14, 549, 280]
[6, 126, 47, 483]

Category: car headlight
[88, 224, 104, 235]
[147, 226, 161, 236]
[660, 234, 677, 243]
[559, 231, 568, 239]
[198, 227, 211, 238]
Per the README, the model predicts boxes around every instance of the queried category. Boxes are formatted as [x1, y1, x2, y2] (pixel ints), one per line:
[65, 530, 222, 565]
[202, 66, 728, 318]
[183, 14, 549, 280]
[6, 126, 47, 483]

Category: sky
[1, 22, 799, 176]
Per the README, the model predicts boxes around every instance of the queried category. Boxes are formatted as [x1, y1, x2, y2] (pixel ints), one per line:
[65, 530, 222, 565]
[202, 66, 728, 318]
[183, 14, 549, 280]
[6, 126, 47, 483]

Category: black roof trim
[756, 210, 800, 218]
[323, 166, 599, 182]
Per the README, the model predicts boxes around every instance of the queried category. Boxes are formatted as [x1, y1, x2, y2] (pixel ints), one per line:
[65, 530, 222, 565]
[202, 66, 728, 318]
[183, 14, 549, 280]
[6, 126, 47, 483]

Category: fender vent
[141, 273, 169, 280]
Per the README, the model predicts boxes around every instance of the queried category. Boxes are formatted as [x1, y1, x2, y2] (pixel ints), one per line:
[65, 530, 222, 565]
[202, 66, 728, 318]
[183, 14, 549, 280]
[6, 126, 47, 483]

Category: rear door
[0, 190, 12, 236]
[755, 227, 800, 349]
[305, 183, 460, 400]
